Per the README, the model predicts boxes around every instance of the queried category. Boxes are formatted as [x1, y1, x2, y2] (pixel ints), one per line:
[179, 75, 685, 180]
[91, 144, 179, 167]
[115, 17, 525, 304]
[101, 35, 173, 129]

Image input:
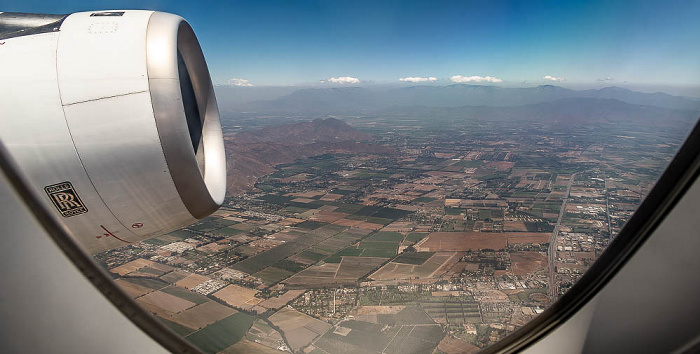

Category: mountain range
[215, 85, 700, 115]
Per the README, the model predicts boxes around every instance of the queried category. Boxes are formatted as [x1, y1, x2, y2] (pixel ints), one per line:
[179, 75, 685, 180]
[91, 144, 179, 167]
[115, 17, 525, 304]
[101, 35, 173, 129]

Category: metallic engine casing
[0, 10, 226, 254]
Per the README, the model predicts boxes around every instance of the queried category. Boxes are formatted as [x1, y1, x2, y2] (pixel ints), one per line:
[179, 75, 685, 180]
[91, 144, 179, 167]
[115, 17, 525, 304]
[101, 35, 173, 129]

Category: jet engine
[0, 11, 226, 254]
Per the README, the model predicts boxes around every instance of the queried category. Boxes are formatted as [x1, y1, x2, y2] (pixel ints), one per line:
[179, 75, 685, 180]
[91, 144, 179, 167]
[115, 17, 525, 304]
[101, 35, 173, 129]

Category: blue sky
[4, 0, 700, 91]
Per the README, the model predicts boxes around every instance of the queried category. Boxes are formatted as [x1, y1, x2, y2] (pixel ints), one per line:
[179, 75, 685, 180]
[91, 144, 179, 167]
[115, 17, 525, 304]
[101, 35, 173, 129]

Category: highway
[548, 173, 576, 299]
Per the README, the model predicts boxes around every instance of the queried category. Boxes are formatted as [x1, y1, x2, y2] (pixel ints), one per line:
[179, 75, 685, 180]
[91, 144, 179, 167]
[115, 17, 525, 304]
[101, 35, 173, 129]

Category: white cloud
[324, 76, 361, 84]
[399, 76, 437, 83]
[543, 75, 565, 82]
[228, 78, 253, 86]
[450, 75, 503, 83]
[597, 77, 614, 81]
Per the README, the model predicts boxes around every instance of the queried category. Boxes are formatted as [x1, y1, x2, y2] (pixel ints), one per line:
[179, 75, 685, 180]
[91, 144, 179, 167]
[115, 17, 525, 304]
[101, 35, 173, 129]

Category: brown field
[417, 232, 507, 251]
[529, 293, 550, 303]
[506, 233, 551, 244]
[175, 274, 211, 289]
[352, 306, 406, 324]
[333, 218, 364, 227]
[279, 217, 305, 226]
[115, 279, 153, 298]
[320, 193, 343, 201]
[268, 308, 332, 352]
[111, 258, 154, 276]
[212, 284, 260, 310]
[259, 290, 305, 310]
[284, 256, 386, 287]
[136, 290, 196, 316]
[510, 252, 547, 275]
[146, 262, 175, 273]
[503, 221, 529, 232]
[171, 301, 236, 329]
[197, 242, 231, 253]
[573, 251, 596, 261]
[370, 252, 459, 280]
[284, 263, 339, 286]
[382, 221, 415, 232]
[437, 336, 480, 354]
[220, 339, 282, 354]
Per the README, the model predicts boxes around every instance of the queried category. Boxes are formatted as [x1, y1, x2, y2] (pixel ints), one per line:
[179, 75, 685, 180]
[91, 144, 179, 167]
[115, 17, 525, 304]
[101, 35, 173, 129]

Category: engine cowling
[0, 11, 226, 254]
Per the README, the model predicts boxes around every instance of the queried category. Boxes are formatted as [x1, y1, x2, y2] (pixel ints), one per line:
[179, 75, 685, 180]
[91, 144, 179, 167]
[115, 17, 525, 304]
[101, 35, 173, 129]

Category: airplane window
[3, 1, 699, 353]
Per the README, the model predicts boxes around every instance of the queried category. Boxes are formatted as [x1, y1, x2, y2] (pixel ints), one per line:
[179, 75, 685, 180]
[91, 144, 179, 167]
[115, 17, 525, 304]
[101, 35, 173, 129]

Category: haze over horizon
[4, 0, 699, 94]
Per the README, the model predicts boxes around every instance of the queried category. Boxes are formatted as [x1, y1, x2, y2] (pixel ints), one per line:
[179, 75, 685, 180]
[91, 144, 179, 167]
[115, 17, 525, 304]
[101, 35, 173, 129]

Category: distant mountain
[232, 117, 371, 144]
[224, 118, 393, 195]
[577, 86, 699, 110]
[242, 87, 379, 114]
[214, 85, 299, 112]
[237, 85, 700, 114]
[381, 98, 699, 126]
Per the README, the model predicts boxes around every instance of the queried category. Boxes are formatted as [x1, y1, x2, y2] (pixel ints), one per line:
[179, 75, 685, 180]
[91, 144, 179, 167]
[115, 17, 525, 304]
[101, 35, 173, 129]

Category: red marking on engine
[131, 222, 144, 229]
[96, 225, 131, 243]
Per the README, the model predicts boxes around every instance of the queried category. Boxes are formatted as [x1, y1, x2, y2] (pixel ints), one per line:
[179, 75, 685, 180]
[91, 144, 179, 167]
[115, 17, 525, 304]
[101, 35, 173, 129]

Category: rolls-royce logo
[44, 181, 88, 217]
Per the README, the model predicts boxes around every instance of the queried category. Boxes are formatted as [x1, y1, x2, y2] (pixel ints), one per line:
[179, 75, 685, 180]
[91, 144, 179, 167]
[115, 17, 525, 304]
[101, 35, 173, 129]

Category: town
[96, 114, 679, 353]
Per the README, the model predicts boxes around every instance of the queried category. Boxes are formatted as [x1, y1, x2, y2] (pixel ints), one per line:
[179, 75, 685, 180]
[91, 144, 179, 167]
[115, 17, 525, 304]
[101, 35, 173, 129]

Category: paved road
[548, 173, 576, 299]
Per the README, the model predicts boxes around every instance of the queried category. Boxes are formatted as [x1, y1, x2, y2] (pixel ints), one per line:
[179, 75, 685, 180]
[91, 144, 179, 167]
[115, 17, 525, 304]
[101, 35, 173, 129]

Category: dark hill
[224, 118, 393, 195]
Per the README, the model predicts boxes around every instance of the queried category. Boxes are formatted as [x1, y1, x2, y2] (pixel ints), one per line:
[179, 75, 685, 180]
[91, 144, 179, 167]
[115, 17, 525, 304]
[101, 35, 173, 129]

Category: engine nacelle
[0, 11, 226, 254]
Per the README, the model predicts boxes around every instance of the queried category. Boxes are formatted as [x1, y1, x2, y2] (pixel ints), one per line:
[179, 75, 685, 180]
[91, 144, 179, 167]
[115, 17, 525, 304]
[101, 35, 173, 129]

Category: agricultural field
[416, 232, 507, 251]
[369, 252, 459, 281]
[268, 308, 332, 352]
[393, 251, 435, 265]
[135, 290, 197, 316]
[232, 225, 349, 275]
[259, 289, 305, 310]
[284, 256, 386, 287]
[313, 320, 443, 354]
[111, 258, 153, 276]
[175, 274, 211, 290]
[170, 301, 237, 330]
[212, 284, 261, 311]
[253, 267, 294, 285]
[219, 339, 281, 354]
[185, 312, 256, 354]
[244, 319, 286, 351]
[510, 252, 548, 276]
[421, 299, 481, 324]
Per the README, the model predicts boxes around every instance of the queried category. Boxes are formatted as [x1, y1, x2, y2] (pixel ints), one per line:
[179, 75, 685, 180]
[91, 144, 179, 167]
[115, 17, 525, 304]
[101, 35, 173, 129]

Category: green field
[366, 232, 405, 242]
[273, 259, 307, 273]
[297, 250, 327, 262]
[210, 226, 245, 236]
[161, 286, 210, 305]
[186, 313, 256, 353]
[189, 218, 238, 232]
[254, 267, 294, 285]
[296, 220, 328, 230]
[232, 226, 347, 274]
[393, 252, 435, 265]
[406, 233, 428, 243]
[168, 230, 196, 240]
[121, 277, 168, 290]
[158, 317, 195, 336]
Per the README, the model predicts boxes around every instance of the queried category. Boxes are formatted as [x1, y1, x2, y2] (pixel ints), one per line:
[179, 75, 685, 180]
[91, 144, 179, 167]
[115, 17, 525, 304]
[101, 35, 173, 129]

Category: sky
[4, 0, 700, 93]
